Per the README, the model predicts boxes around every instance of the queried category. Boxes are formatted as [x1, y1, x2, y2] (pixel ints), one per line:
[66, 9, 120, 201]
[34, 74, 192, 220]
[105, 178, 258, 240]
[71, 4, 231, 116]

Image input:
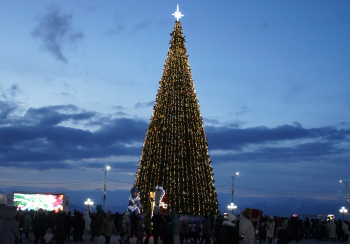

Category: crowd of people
[256, 215, 350, 244]
[1, 204, 350, 244]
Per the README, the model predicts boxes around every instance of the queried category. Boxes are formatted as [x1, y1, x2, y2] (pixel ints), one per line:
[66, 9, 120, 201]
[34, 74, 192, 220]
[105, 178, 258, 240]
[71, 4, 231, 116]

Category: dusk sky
[1, 1, 349, 214]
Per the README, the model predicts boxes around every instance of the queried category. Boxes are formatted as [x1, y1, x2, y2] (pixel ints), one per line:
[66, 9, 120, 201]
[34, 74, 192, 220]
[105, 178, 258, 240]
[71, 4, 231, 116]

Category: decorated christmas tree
[134, 8, 218, 216]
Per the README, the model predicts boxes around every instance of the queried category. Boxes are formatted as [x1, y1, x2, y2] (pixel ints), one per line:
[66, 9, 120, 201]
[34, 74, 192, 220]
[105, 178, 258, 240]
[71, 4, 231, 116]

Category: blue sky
[0, 0, 349, 214]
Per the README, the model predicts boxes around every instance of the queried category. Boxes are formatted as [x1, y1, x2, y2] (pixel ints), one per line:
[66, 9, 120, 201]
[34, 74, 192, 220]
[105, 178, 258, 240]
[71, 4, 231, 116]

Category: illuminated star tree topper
[172, 4, 184, 21]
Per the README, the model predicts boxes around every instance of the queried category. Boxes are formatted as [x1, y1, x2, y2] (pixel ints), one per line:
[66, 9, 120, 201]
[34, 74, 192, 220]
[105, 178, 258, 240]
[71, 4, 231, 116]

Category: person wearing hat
[223, 213, 240, 244]
[239, 208, 254, 244]
[266, 217, 275, 244]
[91, 204, 105, 244]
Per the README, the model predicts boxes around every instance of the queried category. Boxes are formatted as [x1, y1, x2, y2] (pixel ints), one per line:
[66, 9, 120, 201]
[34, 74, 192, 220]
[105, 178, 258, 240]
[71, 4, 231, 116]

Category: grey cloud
[135, 101, 154, 109]
[235, 106, 256, 116]
[210, 141, 345, 164]
[0, 101, 18, 119]
[32, 4, 84, 63]
[112, 105, 124, 111]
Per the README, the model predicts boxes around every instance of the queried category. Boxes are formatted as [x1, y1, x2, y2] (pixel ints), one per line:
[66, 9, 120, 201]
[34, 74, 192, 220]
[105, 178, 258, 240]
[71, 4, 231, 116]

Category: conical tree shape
[135, 21, 218, 216]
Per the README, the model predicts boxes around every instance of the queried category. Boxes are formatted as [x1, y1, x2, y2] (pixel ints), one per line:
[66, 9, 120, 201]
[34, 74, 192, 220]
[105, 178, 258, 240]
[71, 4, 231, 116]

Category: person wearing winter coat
[180, 215, 189, 244]
[215, 214, 226, 244]
[162, 211, 173, 244]
[171, 211, 180, 244]
[63, 212, 72, 241]
[73, 212, 85, 241]
[266, 217, 275, 244]
[326, 220, 337, 242]
[121, 211, 131, 244]
[0, 206, 21, 244]
[102, 212, 117, 244]
[83, 211, 91, 239]
[199, 215, 211, 244]
[131, 211, 138, 238]
[24, 212, 32, 239]
[223, 213, 240, 244]
[52, 222, 65, 244]
[143, 211, 152, 244]
[136, 215, 145, 244]
[43, 228, 53, 244]
[239, 208, 255, 244]
[91, 205, 105, 244]
[152, 206, 163, 244]
[32, 209, 48, 244]
[342, 221, 350, 242]
[275, 227, 288, 244]
[281, 219, 288, 231]
[291, 218, 301, 243]
[258, 217, 266, 243]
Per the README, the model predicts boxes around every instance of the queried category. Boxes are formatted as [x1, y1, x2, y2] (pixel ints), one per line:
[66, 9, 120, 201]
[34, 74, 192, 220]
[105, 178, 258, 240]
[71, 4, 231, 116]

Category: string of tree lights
[134, 20, 219, 216]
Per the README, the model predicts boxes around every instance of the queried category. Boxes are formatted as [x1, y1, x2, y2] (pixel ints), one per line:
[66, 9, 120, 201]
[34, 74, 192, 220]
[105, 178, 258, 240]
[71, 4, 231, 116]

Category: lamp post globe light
[227, 203, 237, 214]
[229, 172, 239, 214]
[103, 166, 111, 211]
[340, 206, 348, 221]
[84, 198, 94, 211]
[340, 180, 350, 221]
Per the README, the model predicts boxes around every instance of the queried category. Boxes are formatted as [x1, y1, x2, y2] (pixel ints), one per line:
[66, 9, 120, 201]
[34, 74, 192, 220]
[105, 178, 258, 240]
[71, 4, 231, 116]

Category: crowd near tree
[1, 204, 350, 244]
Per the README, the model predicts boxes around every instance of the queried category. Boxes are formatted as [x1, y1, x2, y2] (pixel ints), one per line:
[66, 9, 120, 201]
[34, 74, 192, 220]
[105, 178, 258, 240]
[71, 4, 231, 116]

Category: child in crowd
[43, 228, 53, 244]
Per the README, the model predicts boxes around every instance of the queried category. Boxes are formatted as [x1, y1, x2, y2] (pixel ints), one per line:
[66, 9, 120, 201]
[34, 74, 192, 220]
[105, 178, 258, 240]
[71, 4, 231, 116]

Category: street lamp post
[84, 198, 94, 211]
[227, 203, 237, 214]
[103, 166, 111, 211]
[340, 180, 350, 221]
[340, 207, 348, 221]
[229, 172, 239, 214]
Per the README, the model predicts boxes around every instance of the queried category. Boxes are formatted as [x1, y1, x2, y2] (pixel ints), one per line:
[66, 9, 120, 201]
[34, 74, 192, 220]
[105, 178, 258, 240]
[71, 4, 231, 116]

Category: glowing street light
[103, 166, 111, 211]
[228, 203, 237, 213]
[340, 180, 350, 221]
[340, 206, 348, 221]
[84, 198, 94, 211]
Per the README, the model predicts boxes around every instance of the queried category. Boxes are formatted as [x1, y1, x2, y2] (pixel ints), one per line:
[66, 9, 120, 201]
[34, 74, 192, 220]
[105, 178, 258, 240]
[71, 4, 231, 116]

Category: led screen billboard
[13, 193, 64, 212]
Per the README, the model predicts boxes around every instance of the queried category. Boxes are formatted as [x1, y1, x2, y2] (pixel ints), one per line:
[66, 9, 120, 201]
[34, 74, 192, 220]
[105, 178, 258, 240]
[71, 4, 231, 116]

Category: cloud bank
[0, 101, 349, 171]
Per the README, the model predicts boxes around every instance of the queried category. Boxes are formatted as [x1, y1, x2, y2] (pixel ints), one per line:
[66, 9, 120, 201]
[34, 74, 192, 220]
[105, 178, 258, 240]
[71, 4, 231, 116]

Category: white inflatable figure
[154, 186, 167, 209]
[127, 186, 141, 215]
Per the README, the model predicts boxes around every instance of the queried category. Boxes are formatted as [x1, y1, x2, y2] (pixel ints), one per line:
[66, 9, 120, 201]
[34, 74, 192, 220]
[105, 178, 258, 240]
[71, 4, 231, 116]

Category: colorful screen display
[14, 193, 64, 212]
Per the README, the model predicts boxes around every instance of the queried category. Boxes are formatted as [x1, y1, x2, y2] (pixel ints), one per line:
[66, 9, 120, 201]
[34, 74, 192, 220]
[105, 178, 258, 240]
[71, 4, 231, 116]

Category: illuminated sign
[14, 193, 64, 212]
